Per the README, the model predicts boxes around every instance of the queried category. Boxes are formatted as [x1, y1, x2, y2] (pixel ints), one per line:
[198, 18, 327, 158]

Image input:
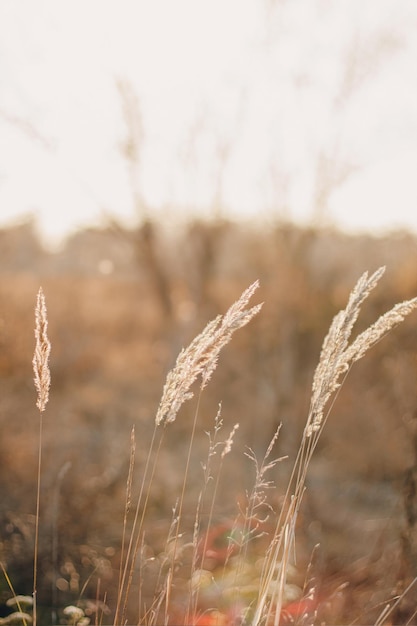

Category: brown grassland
[2, 218, 417, 624]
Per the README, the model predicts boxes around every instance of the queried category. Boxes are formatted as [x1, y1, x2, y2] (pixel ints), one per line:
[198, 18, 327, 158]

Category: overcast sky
[0, 0, 416, 248]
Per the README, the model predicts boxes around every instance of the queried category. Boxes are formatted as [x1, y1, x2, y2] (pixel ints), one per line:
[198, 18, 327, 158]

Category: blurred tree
[117, 78, 174, 321]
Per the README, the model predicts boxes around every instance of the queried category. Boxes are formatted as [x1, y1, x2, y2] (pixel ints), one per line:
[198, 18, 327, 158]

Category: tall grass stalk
[114, 422, 160, 625]
[252, 266, 417, 626]
[169, 390, 203, 600]
[115, 426, 135, 621]
[156, 281, 262, 622]
[116, 281, 262, 624]
[32, 287, 51, 626]
[187, 409, 240, 624]
[192, 402, 225, 568]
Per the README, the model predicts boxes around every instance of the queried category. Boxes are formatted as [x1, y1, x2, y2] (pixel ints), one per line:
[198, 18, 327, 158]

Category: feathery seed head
[306, 267, 417, 437]
[33, 287, 51, 413]
[156, 281, 262, 425]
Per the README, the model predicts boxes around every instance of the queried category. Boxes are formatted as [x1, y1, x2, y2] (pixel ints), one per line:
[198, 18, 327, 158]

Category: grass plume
[306, 266, 417, 437]
[32, 287, 51, 626]
[33, 287, 51, 413]
[156, 280, 263, 425]
[253, 266, 417, 626]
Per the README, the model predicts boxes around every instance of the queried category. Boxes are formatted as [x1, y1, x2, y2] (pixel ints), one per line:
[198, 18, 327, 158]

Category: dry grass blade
[156, 280, 263, 425]
[33, 287, 51, 413]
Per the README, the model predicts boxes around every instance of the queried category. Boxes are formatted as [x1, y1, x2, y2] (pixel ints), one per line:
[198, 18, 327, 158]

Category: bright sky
[0, 0, 416, 248]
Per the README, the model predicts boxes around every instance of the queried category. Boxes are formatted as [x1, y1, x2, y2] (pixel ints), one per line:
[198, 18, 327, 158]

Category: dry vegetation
[2, 218, 417, 624]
